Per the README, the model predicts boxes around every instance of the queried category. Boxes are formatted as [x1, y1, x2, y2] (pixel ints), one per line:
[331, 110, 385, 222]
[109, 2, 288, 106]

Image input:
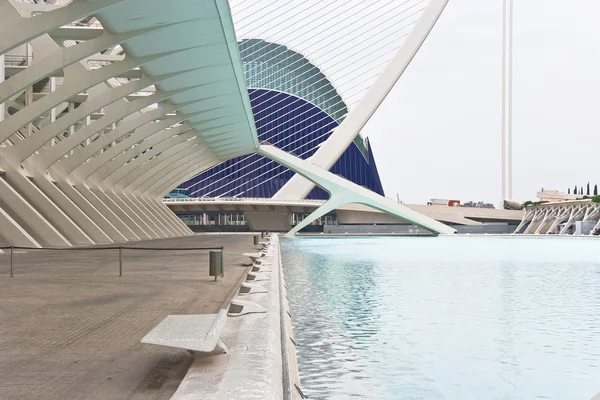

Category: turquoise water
[280, 236, 600, 400]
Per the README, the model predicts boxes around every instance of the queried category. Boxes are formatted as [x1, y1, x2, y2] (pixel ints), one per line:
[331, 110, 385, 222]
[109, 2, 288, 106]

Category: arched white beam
[58, 115, 192, 179]
[0, 25, 168, 106]
[83, 131, 201, 238]
[136, 146, 218, 197]
[150, 156, 218, 198]
[7, 101, 202, 242]
[258, 144, 455, 236]
[119, 149, 215, 236]
[2, 49, 184, 149]
[0, 0, 126, 55]
[76, 108, 237, 185]
[153, 159, 219, 198]
[35, 89, 204, 170]
[98, 134, 202, 190]
[275, 0, 449, 200]
[80, 124, 193, 184]
[120, 146, 216, 195]
[12, 68, 194, 163]
[66, 121, 199, 238]
[0, 0, 258, 245]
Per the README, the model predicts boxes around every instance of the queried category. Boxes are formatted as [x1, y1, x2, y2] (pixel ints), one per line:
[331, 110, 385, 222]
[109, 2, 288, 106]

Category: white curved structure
[275, 0, 449, 200]
[0, 0, 257, 247]
[0, 0, 452, 246]
[259, 145, 455, 236]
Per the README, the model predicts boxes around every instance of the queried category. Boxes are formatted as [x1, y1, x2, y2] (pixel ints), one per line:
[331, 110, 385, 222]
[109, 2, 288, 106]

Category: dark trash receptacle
[209, 251, 223, 280]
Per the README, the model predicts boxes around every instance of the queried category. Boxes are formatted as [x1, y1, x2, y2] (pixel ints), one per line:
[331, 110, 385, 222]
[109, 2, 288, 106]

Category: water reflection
[281, 237, 600, 400]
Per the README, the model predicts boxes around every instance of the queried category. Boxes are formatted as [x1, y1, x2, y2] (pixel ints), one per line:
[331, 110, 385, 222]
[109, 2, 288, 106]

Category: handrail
[0, 246, 223, 251]
[1, 245, 224, 278]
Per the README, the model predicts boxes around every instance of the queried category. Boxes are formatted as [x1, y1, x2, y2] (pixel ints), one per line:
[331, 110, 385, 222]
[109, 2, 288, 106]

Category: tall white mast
[501, 0, 514, 203]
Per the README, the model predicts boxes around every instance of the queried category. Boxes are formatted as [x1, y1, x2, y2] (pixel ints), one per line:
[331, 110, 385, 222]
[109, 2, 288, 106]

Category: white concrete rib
[0, 0, 258, 246]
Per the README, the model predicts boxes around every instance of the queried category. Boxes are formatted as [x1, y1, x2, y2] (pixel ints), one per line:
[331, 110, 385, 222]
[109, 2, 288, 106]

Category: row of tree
[461, 201, 495, 209]
[567, 183, 598, 196]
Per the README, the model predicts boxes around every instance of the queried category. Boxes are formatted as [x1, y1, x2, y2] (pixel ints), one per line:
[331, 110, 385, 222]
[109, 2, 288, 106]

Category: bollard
[119, 246, 122, 277]
[209, 250, 223, 281]
[10, 246, 14, 277]
[253, 235, 259, 246]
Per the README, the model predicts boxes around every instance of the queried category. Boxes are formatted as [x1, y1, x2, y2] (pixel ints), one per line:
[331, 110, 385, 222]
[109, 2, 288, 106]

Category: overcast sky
[363, 0, 600, 205]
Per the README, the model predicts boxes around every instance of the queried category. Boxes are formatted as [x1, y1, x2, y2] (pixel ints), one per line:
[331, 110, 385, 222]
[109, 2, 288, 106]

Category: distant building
[536, 190, 580, 203]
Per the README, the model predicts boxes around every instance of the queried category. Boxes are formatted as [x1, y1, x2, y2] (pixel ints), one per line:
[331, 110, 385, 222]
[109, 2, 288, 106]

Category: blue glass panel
[179, 89, 384, 199]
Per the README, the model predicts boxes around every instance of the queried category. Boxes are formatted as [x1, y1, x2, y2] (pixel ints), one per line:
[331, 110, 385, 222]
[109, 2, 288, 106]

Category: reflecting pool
[281, 236, 600, 399]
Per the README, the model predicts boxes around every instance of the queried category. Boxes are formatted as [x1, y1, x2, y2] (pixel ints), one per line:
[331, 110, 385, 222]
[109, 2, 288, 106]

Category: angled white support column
[523, 209, 545, 234]
[87, 188, 153, 240]
[534, 209, 557, 234]
[559, 206, 585, 235]
[258, 145, 455, 236]
[58, 182, 139, 241]
[144, 197, 192, 235]
[514, 208, 534, 233]
[546, 207, 570, 235]
[118, 193, 176, 237]
[4, 169, 94, 245]
[0, 177, 71, 246]
[0, 205, 41, 248]
[102, 191, 164, 239]
[591, 219, 600, 234]
[275, 0, 449, 200]
[30, 175, 114, 243]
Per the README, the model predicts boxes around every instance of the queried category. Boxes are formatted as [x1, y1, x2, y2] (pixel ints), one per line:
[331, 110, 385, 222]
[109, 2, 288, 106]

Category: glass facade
[179, 39, 384, 200]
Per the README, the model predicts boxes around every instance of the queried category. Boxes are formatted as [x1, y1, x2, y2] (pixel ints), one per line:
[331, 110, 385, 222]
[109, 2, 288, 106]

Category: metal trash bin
[209, 251, 223, 280]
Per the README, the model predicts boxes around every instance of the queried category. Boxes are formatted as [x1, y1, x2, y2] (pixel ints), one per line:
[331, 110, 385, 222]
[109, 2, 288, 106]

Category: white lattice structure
[515, 201, 600, 235]
[0, 0, 453, 246]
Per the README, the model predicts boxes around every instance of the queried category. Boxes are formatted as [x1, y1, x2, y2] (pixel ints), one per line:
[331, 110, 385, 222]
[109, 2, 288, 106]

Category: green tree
[587, 182, 590, 195]
[595, 184, 598, 196]
[568, 188, 571, 194]
[574, 185, 578, 195]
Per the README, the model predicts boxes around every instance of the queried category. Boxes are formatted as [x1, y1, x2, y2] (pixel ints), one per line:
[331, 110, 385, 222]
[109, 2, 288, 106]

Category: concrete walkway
[0, 234, 255, 400]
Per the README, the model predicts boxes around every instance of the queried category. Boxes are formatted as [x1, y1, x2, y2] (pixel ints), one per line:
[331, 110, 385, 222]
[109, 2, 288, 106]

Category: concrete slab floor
[0, 234, 256, 400]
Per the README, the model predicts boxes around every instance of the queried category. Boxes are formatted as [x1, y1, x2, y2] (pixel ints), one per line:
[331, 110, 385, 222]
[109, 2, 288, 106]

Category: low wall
[450, 224, 519, 234]
[323, 223, 519, 235]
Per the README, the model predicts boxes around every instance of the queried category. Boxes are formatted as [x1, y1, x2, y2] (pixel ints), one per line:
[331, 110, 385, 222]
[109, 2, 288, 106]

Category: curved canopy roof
[95, 0, 259, 161]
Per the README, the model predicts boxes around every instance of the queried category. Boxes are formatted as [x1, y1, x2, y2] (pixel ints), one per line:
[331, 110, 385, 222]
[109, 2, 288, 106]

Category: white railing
[163, 197, 326, 205]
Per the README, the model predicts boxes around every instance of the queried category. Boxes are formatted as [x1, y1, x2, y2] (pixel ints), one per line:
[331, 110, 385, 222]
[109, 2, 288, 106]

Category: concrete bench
[242, 252, 263, 264]
[141, 310, 228, 354]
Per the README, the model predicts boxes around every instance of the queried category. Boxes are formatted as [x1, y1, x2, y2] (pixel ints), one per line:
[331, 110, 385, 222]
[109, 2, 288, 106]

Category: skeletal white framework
[0, 0, 453, 247]
[515, 201, 600, 235]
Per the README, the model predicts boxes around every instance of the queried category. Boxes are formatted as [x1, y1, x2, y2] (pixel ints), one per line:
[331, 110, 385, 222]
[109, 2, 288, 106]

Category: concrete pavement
[0, 234, 255, 400]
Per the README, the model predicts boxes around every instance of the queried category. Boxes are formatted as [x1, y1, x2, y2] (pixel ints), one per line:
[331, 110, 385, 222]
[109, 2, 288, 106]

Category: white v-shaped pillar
[258, 145, 456, 237]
